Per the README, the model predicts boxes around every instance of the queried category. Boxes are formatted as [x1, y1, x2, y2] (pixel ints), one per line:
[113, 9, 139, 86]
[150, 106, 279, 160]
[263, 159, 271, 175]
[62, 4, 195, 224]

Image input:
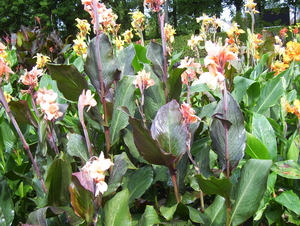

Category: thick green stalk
[169, 166, 180, 203]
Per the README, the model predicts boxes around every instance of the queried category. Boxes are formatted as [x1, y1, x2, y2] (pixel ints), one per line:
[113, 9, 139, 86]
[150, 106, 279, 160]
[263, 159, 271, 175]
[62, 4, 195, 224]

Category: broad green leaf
[194, 144, 214, 178]
[284, 210, 300, 225]
[195, 175, 232, 200]
[210, 93, 246, 171]
[45, 153, 72, 206]
[253, 74, 284, 114]
[104, 189, 131, 226]
[249, 53, 269, 80]
[37, 116, 47, 156]
[146, 41, 164, 81]
[271, 160, 300, 179]
[129, 117, 171, 166]
[274, 190, 300, 215]
[229, 159, 272, 226]
[203, 195, 226, 226]
[110, 75, 136, 146]
[166, 68, 185, 101]
[0, 181, 14, 226]
[132, 44, 151, 72]
[9, 100, 37, 127]
[47, 64, 89, 101]
[232, 76, 257, 103]
[69, 175, 94, 224]
[151, 100, 189, 166]
[137, 205, 162, 226]
[105, 152, 136, 196]
[66, 133, 89, 163]
[117, 44, 135, 78]
[123, 129, 148, 164]
[125, 165, 153, 204]
[160, 204, 178, 220]
[143, 65, 166, 120]
[0, 119, 17, 150]
[245, 132, 270, 159]
[252, 113, 277, 160]
[186, 206, 206, 224]
[26, 207, 49, 226]
[287, 135, 300, 162]
[84, 34, 118, 93]
[49, 206, 84, 225]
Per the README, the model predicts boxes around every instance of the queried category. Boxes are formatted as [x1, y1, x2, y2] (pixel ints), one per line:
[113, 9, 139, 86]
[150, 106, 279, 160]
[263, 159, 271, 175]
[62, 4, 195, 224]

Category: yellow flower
[164, 23, 176, 43]
[122, 29, 133, 43]
[73, 36, 88, 56]
[130, 10, 146, 33]
[3, 91, 12, 103]
[244, 0, 259, 14]
[188, 35, 203, 50]
[114, 36, 124, 50]
[285, 99, 300, 119]
[75, 18, 91, 38]
[283, 41, 300, 63]
[271, 61, 289, 76]
[196, 13, 214, 25]
[35, 53, 50, 68]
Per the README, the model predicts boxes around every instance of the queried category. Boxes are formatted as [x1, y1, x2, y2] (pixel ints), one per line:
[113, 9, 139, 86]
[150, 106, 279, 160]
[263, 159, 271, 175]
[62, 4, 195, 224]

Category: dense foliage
[0, 0, 300, 225]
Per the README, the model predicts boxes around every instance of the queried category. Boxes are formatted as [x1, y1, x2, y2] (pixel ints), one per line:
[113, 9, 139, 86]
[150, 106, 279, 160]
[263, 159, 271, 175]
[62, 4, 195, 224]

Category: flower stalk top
[144, 0, 164, 12]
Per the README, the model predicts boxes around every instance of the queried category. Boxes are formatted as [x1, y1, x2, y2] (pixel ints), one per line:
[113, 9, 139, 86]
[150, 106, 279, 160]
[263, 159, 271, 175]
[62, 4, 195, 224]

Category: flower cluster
[250, 33, 264, 59]
[133, 69, 155, 91]
[188, 35, 203, 51]
[179, 57, 201, 85]
[36, 88, 63, 120]
[144, 0, 164, 12]
[0, 42, 13, 80]
[73, 18, 91, 56]
[81, 0, 118, 34]
[244, 0, 259, 14]
[19, 66, 43, 89]
[82, 152, 114, 196]
[180, 103, 200, 124]
[285, 99, 300, 119]
[226, 22, 245, 54]
[35, 53, 50, 68]
[130, 10, 146, 36]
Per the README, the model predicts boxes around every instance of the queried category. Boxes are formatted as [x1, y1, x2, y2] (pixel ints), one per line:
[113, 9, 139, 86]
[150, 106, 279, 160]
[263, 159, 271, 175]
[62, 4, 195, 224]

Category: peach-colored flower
[133, 69, 155, 91]
[179, 57, 201, 84]
[144, 0, 164, 12]
[280, 27, 288, 37]
[19, 66, 43, 87]
[36, 88, 63, 120]
[78, 89, 97, 112]
[0, 57, 13, 80]
[180, 103, 200, 124]
[82, 152, 114, 196]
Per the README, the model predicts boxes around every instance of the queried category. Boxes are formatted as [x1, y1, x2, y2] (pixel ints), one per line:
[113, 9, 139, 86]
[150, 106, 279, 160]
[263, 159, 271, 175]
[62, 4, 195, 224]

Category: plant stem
[79, 108, 93, 158]
[169, 166, 180, 203]
[158, 13, 168, 82]
[0, 84, 47, 193]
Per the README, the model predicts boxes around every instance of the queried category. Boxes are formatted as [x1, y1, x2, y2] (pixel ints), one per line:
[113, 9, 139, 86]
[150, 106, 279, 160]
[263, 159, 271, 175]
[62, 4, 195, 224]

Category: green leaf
[0, 181, 14, 226]
[253, 74, 284, 114]
[137, 205, 162, 226]
[210, 93, 246, 171]
[186, 206, 206, 224]
[151, 100, 189, 165]
[287, 135, 300, 162]
[203, 195, 226, 226]
[252, 113, 277, 160]
[271, 160, 300, 179]
[84, 34, 118, 93]
[47, 64, 89, 101]
[66, 133, 89, 163]
[245, 132, 270, 159]
[249, 53, 269, 80]
[117, 44, 135, 78]
[9, 100, 37, 127]
[132, 44, 151, 72]
[26, 207, 49, 226]
[69, 175, 94, 224]
[49, 206, 84, 225]
[143, 65, 166, 120]
[274, 190, 300, 215]
[166, 68, 184, 101]
[229, 159, 272, 226]
[146, 41, 164, 81]
[125, 165, 153, 204]
[195, 175, 232, 200]
[110, 75, 136, 146]
[160, 204, 178, 220]
[45, 153, 72, 206]
[105, 152, 136, 196]
[104, 189, 131, 226]
[232, 76, 258, 103]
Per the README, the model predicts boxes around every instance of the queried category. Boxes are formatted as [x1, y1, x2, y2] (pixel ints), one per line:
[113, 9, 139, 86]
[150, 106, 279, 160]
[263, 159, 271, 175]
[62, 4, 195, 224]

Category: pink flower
[179, 57, 201, 84]
[133, 69, 155, 91]
[180, 103, 200, 124]
[78, 89, 97, 112]
[144, 0, 164, 12]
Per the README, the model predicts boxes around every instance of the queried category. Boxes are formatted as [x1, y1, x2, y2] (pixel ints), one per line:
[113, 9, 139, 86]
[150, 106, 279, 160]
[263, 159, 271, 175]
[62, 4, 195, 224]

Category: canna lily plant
[0, 0, 300, 225]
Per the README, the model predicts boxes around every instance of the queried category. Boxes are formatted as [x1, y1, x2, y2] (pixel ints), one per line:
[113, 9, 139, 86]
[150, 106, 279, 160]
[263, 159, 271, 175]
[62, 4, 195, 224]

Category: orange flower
[285, 99, 300, 119]
[0, 57, 13, 80]
[293, 28, 299, 34]
[280, 27, 288, 37]
[283, 41, 300, 63]
[133, 69, 155, 91]
[180, 103, 200, 124]
[271, 61, 289, 76]
[144, 0, 164, 12]
[19, 66, 43, 87]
